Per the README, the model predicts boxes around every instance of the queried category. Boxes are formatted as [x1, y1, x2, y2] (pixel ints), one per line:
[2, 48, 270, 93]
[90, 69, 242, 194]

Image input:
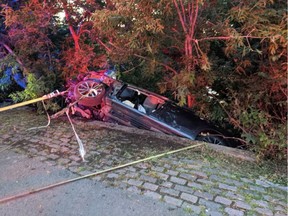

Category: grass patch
[179, 146, 287, 186]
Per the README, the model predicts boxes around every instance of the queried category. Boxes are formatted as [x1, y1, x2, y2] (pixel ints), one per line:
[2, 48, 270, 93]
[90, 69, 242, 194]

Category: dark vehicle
[67, 70, 238, 147]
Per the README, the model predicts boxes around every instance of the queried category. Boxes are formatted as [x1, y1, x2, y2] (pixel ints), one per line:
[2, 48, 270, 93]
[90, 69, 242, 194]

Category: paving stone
[151, 166, 164, 172]
[155, 172, 169, 180]
[240, 178, 254, 184]
[174, 184, 195, 194]
[163, 195, 183, 207]
[242, 189, 261, 198]
[180, 192, 198, 204]
[160, 188, 180, 197]
[79, 170, 93, 176]
[142, 182, 158, 191]
[69, 155, 81, 162]
[209, 174, 223, 182]
[125, 166, 137, 172]
[107, 173, 119, 179]
[250, 185, 266, 193]
[142, 190, 161, 200]
[47, 154, 60, 160]
[210, 188, 222, 195]
[209, 211, 224, 216]
[255, 179, 271, 188]
[179, 173, 197, 181]
[33, 156, 47, 161]
[170, 176, 187, 185]
[254, 207, 273, 216]
[163, 164, 171, 169]
[223, 178, 244, 187]
[127, 179, 143, 187]
[60, 138, 70, 143]
[215, 196, 233, 206]
[219, 183, 237, 192]
[190, 171, 208, 179]
[39, 140, 49, 145]
[60, 147, 71, 153]
[127, 186, 141, 194]
[233, 201, 252, 210]
[45, 160, 57, 166]
[92, 176, 103, 181]
[68, 166, 80, 173]
[194, 191, 214, 201]
[2, 134, 11, 139]
[187, 182, 203, 190]
[30, 138, 39, 143]
[224, 207, 244, 216]
[182, 202, 202, 214]
[272, 193, 287, 202]
[126, 171, 139, 178]
[199, 199, 222, 211]
[225, 191, 244, 200]
[251, 199, 270, 208]
[58, 158, 71, 165]
[161, 181, 173, 188]
[274, 212, 288, 216]
[175, 167, 191, 173]
[135, 162, 150, 169]
[38, 150, 49, 156]
[28, 148, 38, 154]
[274, 205, 286, 212]
[166, 170, 179, 176]
[139, 174, 157, 183]
[49, 144, 61, 149]
[197, 179, 214, 185]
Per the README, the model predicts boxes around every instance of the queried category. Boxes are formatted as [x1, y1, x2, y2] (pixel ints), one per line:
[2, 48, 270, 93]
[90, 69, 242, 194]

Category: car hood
[151, 102, 221, 138]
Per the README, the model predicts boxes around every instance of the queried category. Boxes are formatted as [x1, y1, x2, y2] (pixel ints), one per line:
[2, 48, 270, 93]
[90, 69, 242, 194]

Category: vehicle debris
[62, 69, 241, 148]
[0, 69, 241, 149]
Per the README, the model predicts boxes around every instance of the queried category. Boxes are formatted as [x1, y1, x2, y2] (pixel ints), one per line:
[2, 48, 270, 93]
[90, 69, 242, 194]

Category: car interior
[116, 86, 164, 114]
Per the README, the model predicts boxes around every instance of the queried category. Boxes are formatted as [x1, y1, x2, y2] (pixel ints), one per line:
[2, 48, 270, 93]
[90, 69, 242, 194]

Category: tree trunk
[62, 1, 80, 51]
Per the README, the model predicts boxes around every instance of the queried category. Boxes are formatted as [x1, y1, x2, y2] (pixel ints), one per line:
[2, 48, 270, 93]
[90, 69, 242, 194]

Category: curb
[72, 117, 257, 162]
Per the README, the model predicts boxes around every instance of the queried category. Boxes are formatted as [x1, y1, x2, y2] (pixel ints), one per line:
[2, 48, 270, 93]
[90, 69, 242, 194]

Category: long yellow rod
[0, 91, 66, 112]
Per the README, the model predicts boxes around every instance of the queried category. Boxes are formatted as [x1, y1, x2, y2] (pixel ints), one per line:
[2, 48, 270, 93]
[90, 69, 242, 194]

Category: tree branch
[195, 35, 266, 42]
[134, 54, 177, 75]
[62, 1, 80, 51]
[0, 42, 28, 73]
[173, 0, 187, 34]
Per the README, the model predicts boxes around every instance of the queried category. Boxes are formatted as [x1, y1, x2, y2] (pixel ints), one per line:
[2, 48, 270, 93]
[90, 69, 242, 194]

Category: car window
[116, 86, 147, 113]
[117, 87, 136, 101]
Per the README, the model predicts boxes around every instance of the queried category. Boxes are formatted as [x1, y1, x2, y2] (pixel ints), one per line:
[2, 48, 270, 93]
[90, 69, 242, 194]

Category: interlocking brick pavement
[0, 107, 287, 216]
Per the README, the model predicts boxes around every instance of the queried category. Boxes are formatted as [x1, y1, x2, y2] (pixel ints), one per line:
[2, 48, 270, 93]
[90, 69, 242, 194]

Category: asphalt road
[0, 150, 186, 216]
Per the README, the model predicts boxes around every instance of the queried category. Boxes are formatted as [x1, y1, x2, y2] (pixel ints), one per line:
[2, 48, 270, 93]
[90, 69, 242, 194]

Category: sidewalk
[0, 107, 287, 216]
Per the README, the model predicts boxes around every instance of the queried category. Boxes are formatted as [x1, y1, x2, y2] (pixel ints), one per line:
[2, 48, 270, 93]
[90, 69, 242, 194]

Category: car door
[106, 86, 152, 130]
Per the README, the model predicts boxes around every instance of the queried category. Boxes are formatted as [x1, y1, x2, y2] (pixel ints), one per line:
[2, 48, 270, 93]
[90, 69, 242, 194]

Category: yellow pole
[0, 90, 66, 112]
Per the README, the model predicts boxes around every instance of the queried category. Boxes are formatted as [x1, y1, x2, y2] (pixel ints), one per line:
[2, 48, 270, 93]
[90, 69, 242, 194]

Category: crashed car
[66, 70, 238, 147]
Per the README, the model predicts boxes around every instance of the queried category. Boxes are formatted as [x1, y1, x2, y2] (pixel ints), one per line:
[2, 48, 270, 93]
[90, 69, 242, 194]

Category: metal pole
[0, 90, 66, 112]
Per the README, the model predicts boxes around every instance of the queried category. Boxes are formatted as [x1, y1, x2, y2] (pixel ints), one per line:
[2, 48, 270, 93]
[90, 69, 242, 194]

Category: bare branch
[0, 42, 28, 73]
[173, 0, 187, 34]
[195, 35, 267, 42]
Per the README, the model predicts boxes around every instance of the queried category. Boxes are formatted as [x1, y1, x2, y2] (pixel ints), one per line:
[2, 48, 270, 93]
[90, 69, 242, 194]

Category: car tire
[74, 80, 105, 107]
[196, 132, 227, 146]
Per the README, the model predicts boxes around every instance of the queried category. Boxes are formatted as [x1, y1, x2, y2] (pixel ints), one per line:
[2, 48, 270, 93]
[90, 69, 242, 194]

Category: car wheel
[196, 132, 226, 146]
[74, 80, 105, 107]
